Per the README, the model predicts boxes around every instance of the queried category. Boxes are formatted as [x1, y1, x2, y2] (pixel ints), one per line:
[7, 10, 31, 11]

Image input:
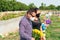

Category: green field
[0, 14, 60, 40]
[0, 12, 25, 20]
[46, 15, 60, 40]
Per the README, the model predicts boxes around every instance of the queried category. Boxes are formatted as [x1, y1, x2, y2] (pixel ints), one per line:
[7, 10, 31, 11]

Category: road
[0, 16, 23, 35]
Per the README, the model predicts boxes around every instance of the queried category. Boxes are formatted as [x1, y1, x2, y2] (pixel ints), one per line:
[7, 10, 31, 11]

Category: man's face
[27, 13, 32, 18]
[27, 12, 36, 19]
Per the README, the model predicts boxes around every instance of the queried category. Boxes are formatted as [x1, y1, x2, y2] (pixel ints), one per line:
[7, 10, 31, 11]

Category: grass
[46, 15, 60, 40]
[0, 12, 26, 20]
[0, 14, 60, 40]
[0, 32, 19, 40]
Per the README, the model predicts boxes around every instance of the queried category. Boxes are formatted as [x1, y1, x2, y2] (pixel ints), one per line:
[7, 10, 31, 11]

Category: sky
[16, 0, 60, 7]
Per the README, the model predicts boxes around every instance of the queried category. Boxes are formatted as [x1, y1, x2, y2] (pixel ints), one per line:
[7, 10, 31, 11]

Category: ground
[0, 14, 60, 40]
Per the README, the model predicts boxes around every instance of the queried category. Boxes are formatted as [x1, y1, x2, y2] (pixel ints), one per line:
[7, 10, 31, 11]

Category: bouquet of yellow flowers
[32, 29, 44, 40]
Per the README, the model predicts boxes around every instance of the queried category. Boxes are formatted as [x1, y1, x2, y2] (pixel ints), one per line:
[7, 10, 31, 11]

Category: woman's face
[31, 12, 36, 17]
[36, 10, 41, 17]
[36, 10, 41, 14]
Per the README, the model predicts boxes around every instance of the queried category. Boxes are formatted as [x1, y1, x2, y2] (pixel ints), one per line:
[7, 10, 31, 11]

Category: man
[19, 9, 36, 40]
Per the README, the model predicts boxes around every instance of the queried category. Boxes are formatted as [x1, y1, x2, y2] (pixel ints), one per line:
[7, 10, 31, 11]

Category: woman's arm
[40, 26, 42, 31]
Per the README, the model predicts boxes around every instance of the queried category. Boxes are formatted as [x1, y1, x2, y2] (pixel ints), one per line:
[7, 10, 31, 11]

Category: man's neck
[25, 15, 30, 21]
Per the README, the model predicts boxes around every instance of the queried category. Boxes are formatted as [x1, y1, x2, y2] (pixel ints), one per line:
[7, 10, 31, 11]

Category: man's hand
[31, 38, 35, 40]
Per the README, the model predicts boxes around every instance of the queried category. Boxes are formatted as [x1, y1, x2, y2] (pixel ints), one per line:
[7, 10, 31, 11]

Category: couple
[19, 8, 41, 40]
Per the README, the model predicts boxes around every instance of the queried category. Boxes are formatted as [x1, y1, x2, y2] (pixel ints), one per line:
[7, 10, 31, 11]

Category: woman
[32, 8, 41, 30]
[31, 8, 42, 40]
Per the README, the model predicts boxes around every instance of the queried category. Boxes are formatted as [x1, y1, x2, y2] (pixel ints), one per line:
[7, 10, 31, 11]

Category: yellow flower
[33, 29, 39, 35]
[33, 29, 40, 34]
[33, 29, 44, 37]
[40, 31, 44, 37]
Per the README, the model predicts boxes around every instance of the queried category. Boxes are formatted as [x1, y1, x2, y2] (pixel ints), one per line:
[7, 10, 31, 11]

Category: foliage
[28, 3, 37, 9]
[0, 0, 29, 11]
[0, 1, 60, 11]
[39, 3, 60, 10]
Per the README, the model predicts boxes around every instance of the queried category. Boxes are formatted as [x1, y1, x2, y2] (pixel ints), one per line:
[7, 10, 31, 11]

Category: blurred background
[0, 0, 60, 40]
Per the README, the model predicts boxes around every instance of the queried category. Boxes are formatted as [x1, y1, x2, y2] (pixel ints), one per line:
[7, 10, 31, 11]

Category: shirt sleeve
[19, 21, 32, 40]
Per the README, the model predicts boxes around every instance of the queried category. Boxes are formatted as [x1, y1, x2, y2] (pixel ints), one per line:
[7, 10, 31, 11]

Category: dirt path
[0, 16, 23, 35]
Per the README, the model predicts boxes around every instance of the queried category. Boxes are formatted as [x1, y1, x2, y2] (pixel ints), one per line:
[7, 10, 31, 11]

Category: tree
[39, 3, 46, 10]
[0, 0, 29, 11]
[47, 4, 56, 10]
[28, 3, 37, 9]
[56, 6, 60, 10]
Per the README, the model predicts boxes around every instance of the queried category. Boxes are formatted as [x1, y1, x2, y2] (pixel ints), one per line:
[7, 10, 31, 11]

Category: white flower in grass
[0, 34, 5, 38]
[5, 33, 8, 36]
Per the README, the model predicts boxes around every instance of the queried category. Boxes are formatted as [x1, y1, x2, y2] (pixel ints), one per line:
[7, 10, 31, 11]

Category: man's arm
[19, 22, 32, 40]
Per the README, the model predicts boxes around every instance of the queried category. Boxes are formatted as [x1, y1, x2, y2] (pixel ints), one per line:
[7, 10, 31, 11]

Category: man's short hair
[27, 8, 39, 14]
